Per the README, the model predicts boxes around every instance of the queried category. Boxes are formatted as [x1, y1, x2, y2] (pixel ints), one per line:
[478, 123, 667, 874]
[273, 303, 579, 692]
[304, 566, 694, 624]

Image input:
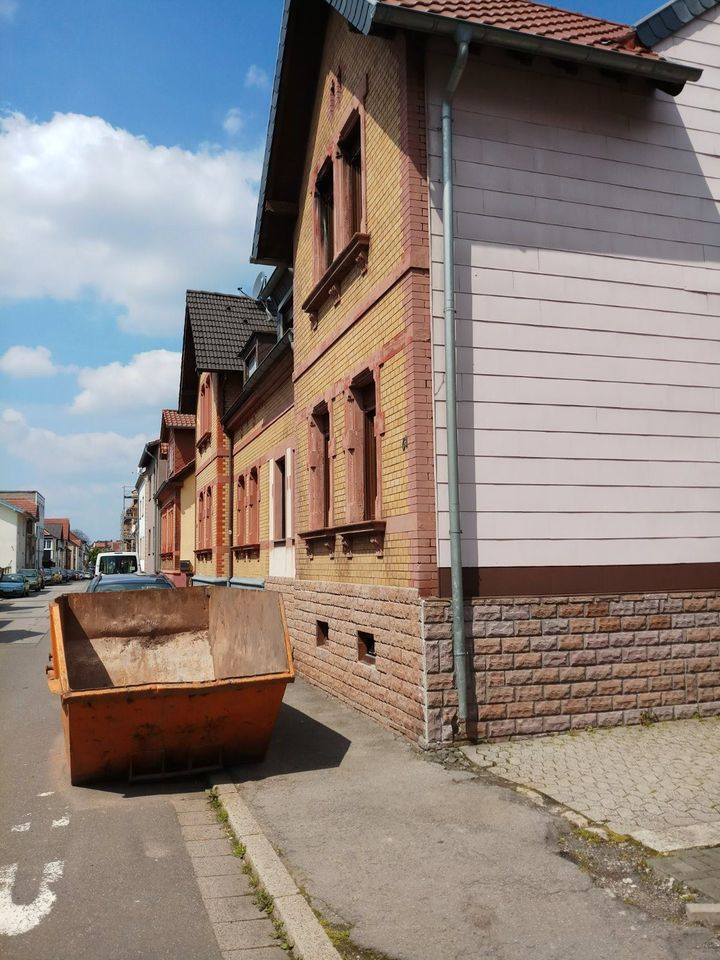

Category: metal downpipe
[442, 27, 471, 723]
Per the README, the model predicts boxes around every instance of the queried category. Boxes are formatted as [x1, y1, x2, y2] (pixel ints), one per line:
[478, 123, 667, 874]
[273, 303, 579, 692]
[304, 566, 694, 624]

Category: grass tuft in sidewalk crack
[205, 788, 291, 953]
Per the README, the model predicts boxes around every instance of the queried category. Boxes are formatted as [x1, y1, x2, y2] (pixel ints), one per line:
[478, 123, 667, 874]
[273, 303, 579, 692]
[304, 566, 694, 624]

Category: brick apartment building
[178, 290, 277, 584]
[173, 0, 720, 746]
[156, 409, 196, 586]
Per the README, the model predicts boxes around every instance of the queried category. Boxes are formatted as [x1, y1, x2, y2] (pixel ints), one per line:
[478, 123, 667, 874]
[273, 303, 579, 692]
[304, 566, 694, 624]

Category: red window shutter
[308, 420, 324, 531]
[344, 395, 364, 524]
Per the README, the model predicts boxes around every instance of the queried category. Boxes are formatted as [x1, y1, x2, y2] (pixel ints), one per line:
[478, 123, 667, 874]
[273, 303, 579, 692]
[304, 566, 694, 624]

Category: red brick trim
[293, 249, 427, 383]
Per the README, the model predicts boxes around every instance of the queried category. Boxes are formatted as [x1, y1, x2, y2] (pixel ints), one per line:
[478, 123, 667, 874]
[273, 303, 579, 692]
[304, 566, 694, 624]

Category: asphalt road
[0, 583, 221, 960]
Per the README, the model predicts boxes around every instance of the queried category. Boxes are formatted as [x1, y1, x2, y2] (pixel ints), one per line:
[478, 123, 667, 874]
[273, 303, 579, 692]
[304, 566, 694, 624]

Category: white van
[94, 552, 141, 576]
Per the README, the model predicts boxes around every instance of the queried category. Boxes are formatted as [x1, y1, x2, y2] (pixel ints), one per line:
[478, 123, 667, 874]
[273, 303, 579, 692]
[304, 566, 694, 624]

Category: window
[315, 159, 334, 273]
[236, 476, 246, 547]
[197, 492, 204, 549]
[357, 630, 376, 666]
[345, 373, 379, 524]
[316, 620, 329, 647]
[205, 486, 212, 551]
[273, 456, 287, 542]
[339, 113, 363, 242]
[198, 376, 212, 444]
[246, 349, 258, 378]
[308, 405, 331, 530]
[248, 468, 259, 544]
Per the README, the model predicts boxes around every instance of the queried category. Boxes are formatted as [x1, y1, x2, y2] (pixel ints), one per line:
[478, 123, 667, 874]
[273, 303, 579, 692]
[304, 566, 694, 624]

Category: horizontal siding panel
[435, 455, 720, 488]
[437, 511, 720, 540]
[445, 374, 720, 415]
[433, 401, 720, 438]
[434, 429, 720, 462]
[444, 347, 720, 390]
[431, 294, 720, 343]
[436, 483, 720, 513]
[437, 537, 720, 568]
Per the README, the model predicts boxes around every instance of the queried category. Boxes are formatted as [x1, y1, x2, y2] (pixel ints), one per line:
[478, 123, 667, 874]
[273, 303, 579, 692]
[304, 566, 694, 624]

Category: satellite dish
[252, 272, 268, 300]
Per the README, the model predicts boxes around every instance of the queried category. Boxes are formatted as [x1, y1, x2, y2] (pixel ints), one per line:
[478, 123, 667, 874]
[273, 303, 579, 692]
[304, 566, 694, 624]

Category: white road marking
[10, 824, 30, 833]
[51, 816, 69, 829]
[37, 792, 54, 798]
[0, 861, 64, 936]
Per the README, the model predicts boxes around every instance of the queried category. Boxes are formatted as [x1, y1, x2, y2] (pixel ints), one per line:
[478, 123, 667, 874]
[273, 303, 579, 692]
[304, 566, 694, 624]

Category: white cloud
[0, 111, 263, 334]
[245, 65, 269, 89]
[70, 349, 180, 415]
[223, 107, 244, 136]
[0, 407, 146, 476]
[0, 1, 18, 22]
[0, 345, 56, 377]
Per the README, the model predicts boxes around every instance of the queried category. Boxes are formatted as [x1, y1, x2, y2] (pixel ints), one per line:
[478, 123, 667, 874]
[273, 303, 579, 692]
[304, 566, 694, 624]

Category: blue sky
[0, 0, 670, 538]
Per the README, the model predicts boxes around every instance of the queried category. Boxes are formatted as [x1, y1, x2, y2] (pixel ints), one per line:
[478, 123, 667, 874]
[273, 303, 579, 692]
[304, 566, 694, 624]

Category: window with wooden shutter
[344, 391, 365, 524]
[248, 468, 259, 544]
[236, 476, 246, 547]
[308, 406, 331, 530]
[205, 487, 212, 550]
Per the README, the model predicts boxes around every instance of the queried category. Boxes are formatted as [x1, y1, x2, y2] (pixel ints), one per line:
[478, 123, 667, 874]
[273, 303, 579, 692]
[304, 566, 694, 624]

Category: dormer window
[246, 349, 258, 378]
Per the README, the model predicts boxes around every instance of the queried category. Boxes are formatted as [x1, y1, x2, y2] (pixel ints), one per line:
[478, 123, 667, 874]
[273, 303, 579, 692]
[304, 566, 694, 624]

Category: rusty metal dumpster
[46, 587, 294, 784]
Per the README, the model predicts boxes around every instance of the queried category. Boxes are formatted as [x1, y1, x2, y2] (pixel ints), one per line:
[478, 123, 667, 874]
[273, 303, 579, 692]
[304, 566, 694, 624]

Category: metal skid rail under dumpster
[46, 587, 294, 785]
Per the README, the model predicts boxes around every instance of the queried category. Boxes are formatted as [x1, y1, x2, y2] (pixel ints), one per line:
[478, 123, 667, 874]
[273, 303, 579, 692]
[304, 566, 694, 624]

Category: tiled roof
[379, 0, 653, 56]
[186, 290, 275, 373]
[5, 498, 39, 518]
[162, 409, 196, 430]
[636, 0, 719, 47]
[46, 519, 70, 540]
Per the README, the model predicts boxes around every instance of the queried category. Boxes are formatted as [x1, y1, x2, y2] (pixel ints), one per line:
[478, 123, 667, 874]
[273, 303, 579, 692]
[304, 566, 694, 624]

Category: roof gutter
[373, 5, 702, 93]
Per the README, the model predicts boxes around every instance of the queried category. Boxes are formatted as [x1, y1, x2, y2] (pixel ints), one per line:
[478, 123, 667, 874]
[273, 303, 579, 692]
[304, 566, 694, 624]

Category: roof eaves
[374, 3, 702, 89]
[0, 498, 25, 516]
[223, 332, 293, 428]
[636, 0, 718, 46]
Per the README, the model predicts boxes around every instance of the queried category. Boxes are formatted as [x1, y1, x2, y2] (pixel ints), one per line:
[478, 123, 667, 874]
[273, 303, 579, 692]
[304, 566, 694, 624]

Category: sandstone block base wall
[422, 591, 720, 744]
[267, 577, 425, 740]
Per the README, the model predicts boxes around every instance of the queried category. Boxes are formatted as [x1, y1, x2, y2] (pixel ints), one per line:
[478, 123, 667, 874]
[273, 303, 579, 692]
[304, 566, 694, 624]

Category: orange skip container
[47, 587, 294, 785]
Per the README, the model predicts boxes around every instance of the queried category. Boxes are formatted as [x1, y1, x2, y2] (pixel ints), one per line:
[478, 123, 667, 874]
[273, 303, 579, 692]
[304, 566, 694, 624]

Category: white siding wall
[0, 503, 22, 573]
[427, 12, 720, 569]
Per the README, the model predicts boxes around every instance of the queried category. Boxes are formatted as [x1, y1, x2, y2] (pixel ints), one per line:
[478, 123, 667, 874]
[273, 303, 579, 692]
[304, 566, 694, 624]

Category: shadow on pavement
[234, 702, 351, 781]
[0, 629, 40, 643]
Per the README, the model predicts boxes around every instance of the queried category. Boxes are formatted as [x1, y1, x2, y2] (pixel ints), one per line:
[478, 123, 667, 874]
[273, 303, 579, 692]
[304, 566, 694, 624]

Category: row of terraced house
[135, 0, 720, 746]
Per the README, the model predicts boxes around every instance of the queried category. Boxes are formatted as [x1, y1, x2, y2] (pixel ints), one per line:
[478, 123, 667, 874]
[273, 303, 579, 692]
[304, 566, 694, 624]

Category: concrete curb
[686, 903, 720, 927]
[209, 775, 342, 960]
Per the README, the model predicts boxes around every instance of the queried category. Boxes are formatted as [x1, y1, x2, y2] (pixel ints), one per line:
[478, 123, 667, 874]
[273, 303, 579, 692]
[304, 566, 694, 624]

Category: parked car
[49, 569, 63, 585]
[86, 574, 175, 593]
[0, 574, 30, 598]
[17, 569, 42, 592]
[94, 552, 140, 576]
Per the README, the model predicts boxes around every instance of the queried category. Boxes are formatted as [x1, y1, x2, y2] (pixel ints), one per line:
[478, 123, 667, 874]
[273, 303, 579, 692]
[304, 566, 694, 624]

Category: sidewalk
[229, 679, 718, 960]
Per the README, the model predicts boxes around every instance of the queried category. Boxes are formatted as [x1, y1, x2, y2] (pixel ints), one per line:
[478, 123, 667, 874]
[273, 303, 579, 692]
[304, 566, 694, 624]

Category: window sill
[194, 548, 213, 558]
[299, 519, 385, 559]
[302, 232, 369, 328]
[234, 542, 260, 557]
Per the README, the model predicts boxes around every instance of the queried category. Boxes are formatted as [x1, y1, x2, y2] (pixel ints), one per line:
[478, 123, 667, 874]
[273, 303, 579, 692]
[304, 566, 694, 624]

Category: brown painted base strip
[438, 563, 720, 599]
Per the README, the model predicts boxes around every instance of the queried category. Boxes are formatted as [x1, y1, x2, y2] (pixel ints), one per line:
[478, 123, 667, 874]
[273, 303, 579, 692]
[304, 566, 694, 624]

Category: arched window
[197, 492, 204, 550]
[236, 475, 246, 547]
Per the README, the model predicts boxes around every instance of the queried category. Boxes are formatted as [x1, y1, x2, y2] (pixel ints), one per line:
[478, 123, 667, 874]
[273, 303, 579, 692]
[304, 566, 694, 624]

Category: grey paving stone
[206, 895, 265, 923]
[694, 877, 720, 901]
[186, 838, 234, 858]
[176, 809, 217, 826]
[198, 874, 254, 900]
[171, 795, 211, 811]
[181, 822, 227, 841]
[213, 919, 278, 951]
[222, 949, 289, 960]
[242, 835, 297, 898]
[193, 855, 242, 877]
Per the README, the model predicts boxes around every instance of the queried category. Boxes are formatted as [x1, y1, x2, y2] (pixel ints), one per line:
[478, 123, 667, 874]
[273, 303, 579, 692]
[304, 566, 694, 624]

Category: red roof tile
[162, 409, 196, 430]
[380, 0, 653, 57]
[6, 498, 39, 518]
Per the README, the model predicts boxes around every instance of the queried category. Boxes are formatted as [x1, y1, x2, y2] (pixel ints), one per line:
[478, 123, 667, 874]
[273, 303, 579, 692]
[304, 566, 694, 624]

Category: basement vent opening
[316, 620, 329, 647]
[357, 630, 376, 666]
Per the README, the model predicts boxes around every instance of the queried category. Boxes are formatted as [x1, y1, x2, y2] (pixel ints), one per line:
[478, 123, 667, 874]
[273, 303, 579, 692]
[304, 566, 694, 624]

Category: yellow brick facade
[194, 372, 232, 580]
